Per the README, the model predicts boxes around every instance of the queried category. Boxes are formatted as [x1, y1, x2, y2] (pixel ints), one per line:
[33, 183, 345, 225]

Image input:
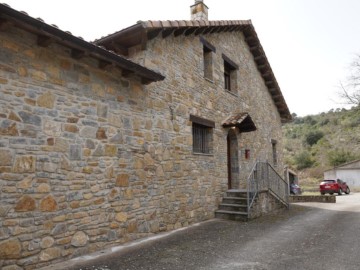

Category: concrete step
[222, 196, 248, 205]
[218, 203, 247, 212]
[226, 189, 248, 198]
[215, 210, 248, 222]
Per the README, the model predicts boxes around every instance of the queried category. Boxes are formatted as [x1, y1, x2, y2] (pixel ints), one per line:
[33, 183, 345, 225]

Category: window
[200, 37, 216, 81]
[245, 149, 250, 160]
[222, 54, 238, 92]
[190, 115, 215, 154]
[271, 139, 278, 166]
[192, 123, 212, 154]
[203, 46, 213, 80]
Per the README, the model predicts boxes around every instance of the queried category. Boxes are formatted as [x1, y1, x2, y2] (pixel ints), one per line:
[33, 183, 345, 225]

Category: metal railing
[247, 162, 289, 217]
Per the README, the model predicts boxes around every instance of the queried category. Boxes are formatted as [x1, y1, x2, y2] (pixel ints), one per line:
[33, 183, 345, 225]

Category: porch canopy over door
[222, 112, 256, 133]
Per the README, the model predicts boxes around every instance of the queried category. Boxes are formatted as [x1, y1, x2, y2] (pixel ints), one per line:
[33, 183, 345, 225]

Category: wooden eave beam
[98, 60, 113, 70]
[174, 27, 188, 37]
[250, 45, 261, 52]
[268, 88, 278, 93]
[37, 35, 53, 47]
[245, 35, 257, 43]
[122, 69, 135, 78]
[0, 18, 11, 31]
[229, 25, 240, 32]
[184, 28, 196, 36]
[254, 55, 264, 61]
[140, 31, 148, 50]
[194, 27, 207, 36]
[262, 71, 272, 78]
[71, 48, 86, 59]
[141, 78, 153, 85]
[214, 26, 226, 33]
[147, 28, 162, 40]
[273, 100, 283, 106]
[223, 26, 232, 32]
[273, 97, 284, 102]
[202, 27, 213, 35]
[162, 28, 175, 38]
[110, 42, 128, 56]
[265, 81, 274, 86]
[257, 64, 268, 70]
[209, 26, 218, 34]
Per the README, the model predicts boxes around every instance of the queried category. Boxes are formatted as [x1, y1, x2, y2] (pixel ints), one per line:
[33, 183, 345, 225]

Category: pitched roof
[95, 20, 292, 123]
[0, 4, 164, 84]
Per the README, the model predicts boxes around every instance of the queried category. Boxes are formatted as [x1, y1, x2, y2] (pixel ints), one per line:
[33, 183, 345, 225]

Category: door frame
[227, 129, 239, 190]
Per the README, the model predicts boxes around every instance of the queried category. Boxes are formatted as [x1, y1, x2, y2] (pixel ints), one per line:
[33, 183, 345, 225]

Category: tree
[339, 54, 360, 108]
[304, 131, 324, 146]
[327, 149, 356, 167]
[294, 151, 314, 170]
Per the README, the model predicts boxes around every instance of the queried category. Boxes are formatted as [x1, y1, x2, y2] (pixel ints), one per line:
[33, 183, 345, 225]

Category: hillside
[283, 107, 360, 183]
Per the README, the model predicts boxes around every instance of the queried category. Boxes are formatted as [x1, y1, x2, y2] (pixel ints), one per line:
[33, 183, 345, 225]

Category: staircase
[215, 189, 249, 221]
[215, 162, 289, 221]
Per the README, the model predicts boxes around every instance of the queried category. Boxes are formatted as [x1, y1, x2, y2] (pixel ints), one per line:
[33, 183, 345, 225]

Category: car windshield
[323, 180, 336, 183]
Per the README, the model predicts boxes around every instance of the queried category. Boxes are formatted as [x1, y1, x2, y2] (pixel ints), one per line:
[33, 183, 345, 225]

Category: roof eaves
[0, 4, 164, 84]
[94, 19, 291, 121]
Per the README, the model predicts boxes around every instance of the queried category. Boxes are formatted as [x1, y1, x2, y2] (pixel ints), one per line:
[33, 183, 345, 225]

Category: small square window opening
[192, 123, 213, 154]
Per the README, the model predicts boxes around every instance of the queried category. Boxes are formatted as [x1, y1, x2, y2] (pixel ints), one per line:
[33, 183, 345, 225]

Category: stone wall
[132, 31, 285, 188]
[0, 22, 286, 269]
[249, 191, 288, 219]
[289, 195, 336, 203]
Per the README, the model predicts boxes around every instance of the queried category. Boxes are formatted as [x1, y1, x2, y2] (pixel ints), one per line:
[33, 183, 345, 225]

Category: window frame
[222, 54, 239, 92]
[190, 115, 215, 155]
[200, 37, 216, 81]
[271, 139, 278, 166]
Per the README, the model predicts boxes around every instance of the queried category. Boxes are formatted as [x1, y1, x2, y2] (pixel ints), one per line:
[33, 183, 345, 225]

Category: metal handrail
[247, 162, 289, 217]
[247, 162, 259, 214]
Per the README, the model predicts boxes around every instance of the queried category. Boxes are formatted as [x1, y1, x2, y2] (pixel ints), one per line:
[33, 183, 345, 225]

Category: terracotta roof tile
[170, 21, 180, 27]
[222, 113, 257, 133]
[199, 20, 208, 27]
[177, 20, 187, 27]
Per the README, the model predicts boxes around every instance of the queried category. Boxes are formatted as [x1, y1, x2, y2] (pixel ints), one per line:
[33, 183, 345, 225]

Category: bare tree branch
[338, 54, 360, 109]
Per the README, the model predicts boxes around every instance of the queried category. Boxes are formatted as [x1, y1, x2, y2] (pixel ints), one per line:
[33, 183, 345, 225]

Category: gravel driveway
[46, 193, 360, 270]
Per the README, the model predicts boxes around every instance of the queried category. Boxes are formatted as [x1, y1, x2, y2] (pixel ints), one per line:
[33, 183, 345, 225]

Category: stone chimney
[191, 0, 209, 21]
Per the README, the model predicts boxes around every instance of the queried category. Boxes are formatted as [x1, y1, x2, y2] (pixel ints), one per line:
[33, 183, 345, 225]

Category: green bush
[327, 150, 356, 167]
[304, 131, 324, 146]
[294, 151, 315, 170]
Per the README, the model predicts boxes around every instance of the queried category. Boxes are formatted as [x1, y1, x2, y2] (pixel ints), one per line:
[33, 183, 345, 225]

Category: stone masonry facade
[0, 7, 287, 270]
[134, 31, 285, 186]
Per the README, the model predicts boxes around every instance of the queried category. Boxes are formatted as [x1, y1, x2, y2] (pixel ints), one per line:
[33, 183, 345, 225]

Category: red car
[320, 179, 350, 195]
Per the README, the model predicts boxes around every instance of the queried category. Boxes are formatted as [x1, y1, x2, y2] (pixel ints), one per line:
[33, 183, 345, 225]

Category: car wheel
[338, 188, 343, 195]
[345, 187, 350, 194]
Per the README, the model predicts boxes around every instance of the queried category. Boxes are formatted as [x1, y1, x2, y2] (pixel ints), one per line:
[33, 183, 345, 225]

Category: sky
[3, 0, 360, 116]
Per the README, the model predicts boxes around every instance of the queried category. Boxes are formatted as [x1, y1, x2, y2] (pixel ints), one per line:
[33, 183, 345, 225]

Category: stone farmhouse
[0, 1, 291, 269]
